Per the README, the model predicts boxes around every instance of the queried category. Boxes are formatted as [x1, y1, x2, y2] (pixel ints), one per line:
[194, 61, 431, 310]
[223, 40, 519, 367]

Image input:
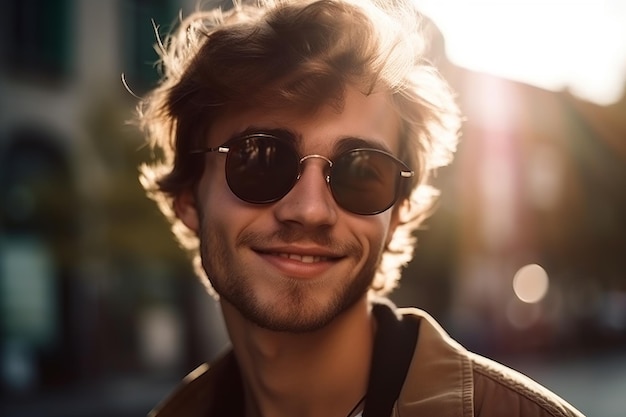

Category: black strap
[362, 303, 420, 417]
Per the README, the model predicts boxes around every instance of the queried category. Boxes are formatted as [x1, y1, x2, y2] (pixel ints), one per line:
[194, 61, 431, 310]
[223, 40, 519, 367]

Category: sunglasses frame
[191, 133, 414, 215]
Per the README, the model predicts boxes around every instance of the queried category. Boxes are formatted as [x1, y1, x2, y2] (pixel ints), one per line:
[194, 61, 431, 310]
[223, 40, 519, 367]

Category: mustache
[238, 228, 362, 257]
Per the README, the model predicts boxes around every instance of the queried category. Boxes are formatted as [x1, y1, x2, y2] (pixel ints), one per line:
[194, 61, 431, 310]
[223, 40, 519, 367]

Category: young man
[137, 0, 584, 416]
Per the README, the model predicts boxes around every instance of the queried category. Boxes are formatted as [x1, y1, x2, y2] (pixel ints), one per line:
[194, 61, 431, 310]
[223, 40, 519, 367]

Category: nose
[273, 156, 338, 228]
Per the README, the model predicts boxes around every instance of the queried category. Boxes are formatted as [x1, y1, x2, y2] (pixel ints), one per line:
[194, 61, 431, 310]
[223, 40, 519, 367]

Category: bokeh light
[513, 264, 550, 304]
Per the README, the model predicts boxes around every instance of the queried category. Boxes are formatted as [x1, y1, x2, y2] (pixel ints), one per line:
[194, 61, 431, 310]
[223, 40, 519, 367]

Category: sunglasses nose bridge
[297, 154, 333, 183]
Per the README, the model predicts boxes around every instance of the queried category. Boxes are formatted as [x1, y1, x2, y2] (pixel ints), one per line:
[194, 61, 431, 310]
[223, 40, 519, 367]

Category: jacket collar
[150, 303, 475, 417]
[394, 307, 474, 417]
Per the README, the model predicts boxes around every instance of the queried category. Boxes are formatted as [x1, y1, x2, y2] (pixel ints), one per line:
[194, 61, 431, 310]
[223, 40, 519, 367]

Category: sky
[415, 0, 626, 105]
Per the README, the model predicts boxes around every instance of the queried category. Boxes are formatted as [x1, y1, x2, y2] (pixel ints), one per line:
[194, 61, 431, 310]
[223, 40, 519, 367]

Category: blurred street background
[1, 0, 625, 416]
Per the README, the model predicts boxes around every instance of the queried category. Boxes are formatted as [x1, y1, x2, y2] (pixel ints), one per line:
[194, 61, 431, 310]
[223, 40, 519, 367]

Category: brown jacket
[149, 306, 585, 417]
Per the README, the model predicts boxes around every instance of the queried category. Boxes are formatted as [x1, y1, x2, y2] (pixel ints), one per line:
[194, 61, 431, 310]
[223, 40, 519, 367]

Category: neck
[222, 296, 375, 417]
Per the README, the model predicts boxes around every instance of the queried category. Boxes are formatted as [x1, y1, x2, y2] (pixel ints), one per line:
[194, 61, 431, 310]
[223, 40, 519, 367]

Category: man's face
[177, 86, 402, 332]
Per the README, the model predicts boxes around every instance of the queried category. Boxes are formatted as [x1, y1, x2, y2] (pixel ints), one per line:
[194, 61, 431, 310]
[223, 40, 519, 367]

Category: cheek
[352, 213, 394, 253]
[196, 161, 238, 208]
[378, 213, 399, 253]
[195, 166, 269, 239]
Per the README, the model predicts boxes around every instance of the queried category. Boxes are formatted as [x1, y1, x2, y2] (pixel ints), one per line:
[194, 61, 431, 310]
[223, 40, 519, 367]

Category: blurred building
[0, 1, 228, 416]
[0, 1, 625, 416]
[396, 24, 626, 358]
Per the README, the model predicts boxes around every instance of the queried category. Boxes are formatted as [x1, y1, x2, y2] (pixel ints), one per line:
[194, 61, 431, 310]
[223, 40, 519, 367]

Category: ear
[174, 189, 200, 232]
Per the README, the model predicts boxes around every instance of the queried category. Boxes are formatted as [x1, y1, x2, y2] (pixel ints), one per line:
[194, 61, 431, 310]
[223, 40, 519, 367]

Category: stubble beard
[199, 224, 380, 333]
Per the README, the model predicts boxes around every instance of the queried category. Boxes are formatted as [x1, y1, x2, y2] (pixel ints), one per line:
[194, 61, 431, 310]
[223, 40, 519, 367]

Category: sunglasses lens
[225, 136, 299, 203]
[331, 150, 401, 215]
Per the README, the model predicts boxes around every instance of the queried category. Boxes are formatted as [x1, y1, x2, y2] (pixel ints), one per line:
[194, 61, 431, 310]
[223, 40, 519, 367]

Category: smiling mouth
[276, 253, 331, 263]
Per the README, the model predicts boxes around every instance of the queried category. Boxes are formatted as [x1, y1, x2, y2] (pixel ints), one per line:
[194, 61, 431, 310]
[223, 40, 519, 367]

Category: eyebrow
[228, 126, 300, 145]
[333, 136, 394, 155]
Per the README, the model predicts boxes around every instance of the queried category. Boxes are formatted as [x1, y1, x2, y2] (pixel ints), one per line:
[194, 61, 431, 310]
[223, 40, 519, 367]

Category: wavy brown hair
[136, 0, 461, 297]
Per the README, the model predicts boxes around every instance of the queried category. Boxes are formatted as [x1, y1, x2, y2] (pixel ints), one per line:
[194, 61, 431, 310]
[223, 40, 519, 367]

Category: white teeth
[277, 253, 326, 263]
[300, 255, 316, 263]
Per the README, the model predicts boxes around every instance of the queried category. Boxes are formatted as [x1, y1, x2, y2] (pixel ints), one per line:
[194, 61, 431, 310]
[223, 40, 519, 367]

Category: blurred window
[122, 0, 174, 93]
[2, 0, 72, 78]
[0, 131, 76, 391]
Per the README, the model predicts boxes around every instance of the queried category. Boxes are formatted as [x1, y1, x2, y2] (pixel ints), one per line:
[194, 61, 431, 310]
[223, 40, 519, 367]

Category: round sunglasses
[191, 133, 414, 215]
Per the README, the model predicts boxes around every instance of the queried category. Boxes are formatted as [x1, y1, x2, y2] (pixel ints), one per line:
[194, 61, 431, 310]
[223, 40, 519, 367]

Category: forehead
[208, 86, 401, 154]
